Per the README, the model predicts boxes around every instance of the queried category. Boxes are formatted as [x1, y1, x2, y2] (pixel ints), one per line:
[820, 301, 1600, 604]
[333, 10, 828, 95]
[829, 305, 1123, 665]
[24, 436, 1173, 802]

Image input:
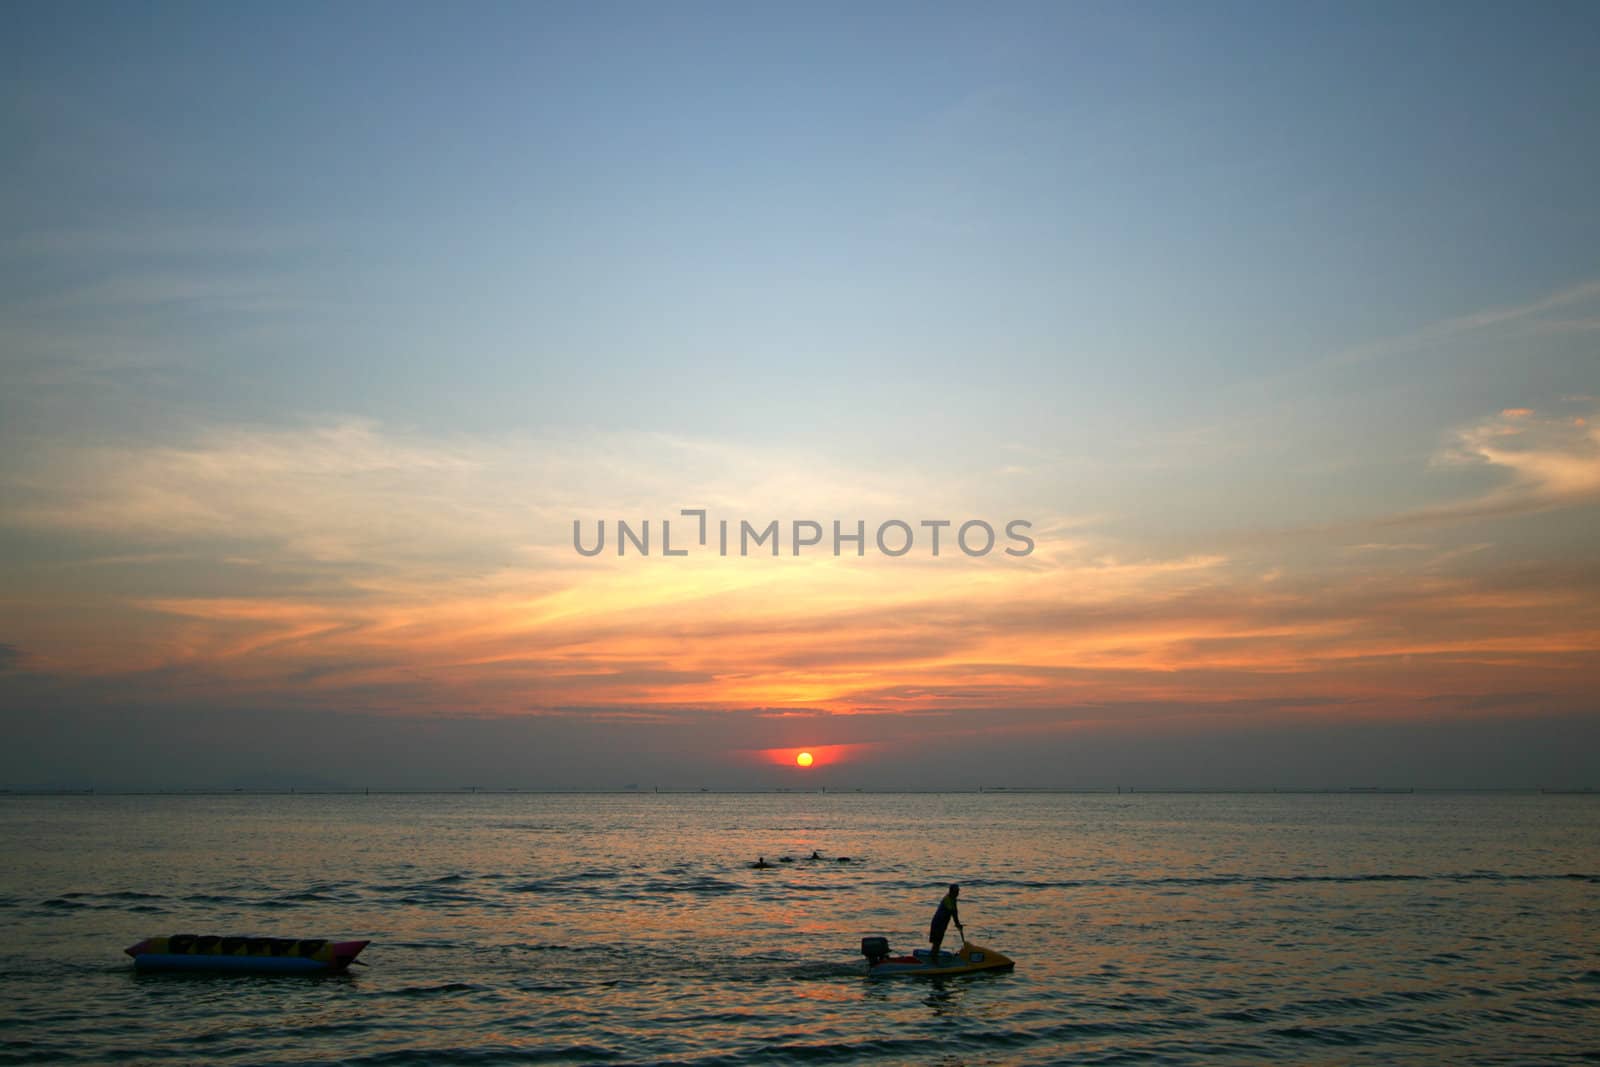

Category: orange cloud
[11, 541, 1558, 740]
[1365, 403, 1600, 528]
[4, 410, 1597, 762]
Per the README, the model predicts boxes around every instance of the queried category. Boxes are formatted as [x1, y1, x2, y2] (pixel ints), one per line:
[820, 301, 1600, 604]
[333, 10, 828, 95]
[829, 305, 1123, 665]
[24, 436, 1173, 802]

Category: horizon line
[3, 785, 1595, 797]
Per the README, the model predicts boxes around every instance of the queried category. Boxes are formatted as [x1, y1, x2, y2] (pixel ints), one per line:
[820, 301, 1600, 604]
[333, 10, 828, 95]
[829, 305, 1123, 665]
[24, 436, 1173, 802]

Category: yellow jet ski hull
[865, 941, 1015, 978]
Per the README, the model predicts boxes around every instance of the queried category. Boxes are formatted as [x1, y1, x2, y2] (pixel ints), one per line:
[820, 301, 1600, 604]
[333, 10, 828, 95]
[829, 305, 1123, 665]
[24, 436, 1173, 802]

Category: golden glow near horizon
[8, 411, 1600, 719]
[796, 751, 814, 767]
[2, 402, 1598, 779]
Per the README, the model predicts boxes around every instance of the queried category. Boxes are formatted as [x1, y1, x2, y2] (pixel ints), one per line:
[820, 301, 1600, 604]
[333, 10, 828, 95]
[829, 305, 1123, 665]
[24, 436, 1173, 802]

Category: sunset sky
[3, 3, 1597, 789]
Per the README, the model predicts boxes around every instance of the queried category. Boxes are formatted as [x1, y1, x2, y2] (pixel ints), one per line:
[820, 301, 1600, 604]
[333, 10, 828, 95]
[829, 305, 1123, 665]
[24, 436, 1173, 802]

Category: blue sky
[2, 3, 1597, 788]
[10, 4, 1594, 430]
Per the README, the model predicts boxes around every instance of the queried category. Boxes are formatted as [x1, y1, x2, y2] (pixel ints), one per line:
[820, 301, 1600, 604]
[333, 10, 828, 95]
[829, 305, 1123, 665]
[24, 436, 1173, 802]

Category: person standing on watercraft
[929, 883, 963, 964]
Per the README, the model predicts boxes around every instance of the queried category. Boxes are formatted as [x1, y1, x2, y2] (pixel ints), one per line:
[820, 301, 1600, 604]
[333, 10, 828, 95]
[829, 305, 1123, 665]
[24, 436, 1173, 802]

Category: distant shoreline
[1, 786, 1593, 797]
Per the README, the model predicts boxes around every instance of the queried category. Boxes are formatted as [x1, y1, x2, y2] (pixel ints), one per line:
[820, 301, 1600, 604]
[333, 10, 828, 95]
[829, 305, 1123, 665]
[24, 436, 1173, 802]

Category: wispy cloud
[0, 224, 311, 260]
[1388, 403, 1600, 524]
[1224, 276, 1600, 411]
[25, 273, 310, 315]
[2, 420, 694, 601]
[1, 417, 1040, 575]
[1331, 278, 1600, 370]
[1531, 316, 1600, 335]
[5, 410, 1596, 748]
[12, 519, 1596, 730]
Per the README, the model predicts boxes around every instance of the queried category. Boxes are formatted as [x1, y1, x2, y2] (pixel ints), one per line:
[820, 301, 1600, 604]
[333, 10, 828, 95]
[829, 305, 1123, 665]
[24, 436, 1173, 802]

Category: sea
[1, 791, 1596, 1065]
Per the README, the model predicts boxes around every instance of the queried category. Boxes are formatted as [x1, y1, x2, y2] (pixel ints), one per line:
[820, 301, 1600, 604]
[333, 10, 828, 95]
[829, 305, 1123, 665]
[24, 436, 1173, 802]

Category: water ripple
[3, 792, 1596, 1065]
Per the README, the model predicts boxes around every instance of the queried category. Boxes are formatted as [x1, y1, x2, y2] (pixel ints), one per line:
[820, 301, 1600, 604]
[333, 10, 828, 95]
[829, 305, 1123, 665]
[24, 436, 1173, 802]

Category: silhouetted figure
[809, 850, 823, 860]
[750, 857, 771, 869]
[928, 883, 963, 965]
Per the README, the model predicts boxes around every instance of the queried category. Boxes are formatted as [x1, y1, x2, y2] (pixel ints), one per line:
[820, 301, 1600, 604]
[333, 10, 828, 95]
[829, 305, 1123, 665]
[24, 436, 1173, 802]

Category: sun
[795, 751, 814, 768]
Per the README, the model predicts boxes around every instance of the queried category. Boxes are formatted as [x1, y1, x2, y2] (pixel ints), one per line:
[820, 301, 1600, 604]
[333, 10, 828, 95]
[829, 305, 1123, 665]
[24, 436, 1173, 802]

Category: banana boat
[126, 935, 370, 974]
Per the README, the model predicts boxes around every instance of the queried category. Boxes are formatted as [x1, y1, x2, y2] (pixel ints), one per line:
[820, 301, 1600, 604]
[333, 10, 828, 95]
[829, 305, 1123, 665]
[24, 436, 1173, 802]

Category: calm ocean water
[1, 792, 1596, 1065]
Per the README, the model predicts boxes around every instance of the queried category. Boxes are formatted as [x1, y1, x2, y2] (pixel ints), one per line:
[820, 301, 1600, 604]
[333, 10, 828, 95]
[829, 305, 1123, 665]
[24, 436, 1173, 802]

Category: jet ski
[860, 933, 1015, 978]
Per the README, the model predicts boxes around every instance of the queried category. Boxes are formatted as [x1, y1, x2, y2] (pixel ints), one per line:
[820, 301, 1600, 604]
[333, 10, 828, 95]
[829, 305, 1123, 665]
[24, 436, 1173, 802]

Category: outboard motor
[861, 936, 890, 965]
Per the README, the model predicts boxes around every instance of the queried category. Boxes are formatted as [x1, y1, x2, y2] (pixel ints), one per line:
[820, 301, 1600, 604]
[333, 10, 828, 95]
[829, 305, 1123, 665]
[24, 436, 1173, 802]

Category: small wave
[729, 1034, 975, 1063]
[788, 961, 868, 981]
[40, 897, 88, 910]
[386, 981, 488, 999]
[0, 1035, 90, 1065]
[1393, 988, 1455, 1002]
[983, 871, 1596, 891]
[263, 883, 364, 906]
[379, 895, 502, 910]
[636, 877, 741, 896]
[372, 880, 485, 907]
[341, 1043, 620, 1066]
[1271, 1023, 1365, 1046]
[1023, 1015, 1206, 1045]
[36, 889, 173, 912]
[505, 943, 615, 966]
[1543, 996, 1600, 1010]
[506, 870, 748, 900]
[504, 870, 620, 894]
